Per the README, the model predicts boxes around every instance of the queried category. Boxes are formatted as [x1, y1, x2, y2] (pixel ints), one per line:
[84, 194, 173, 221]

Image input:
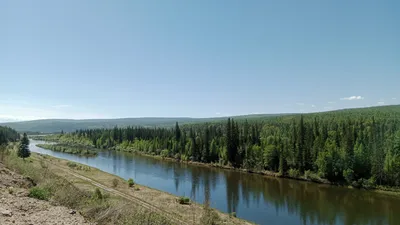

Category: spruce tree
[226, 118, 233, 164]
[297, 116, 305, 172]
[202, 127, 210, 162]
[175, 122, 181, 142]
[18, 133, 31, 160]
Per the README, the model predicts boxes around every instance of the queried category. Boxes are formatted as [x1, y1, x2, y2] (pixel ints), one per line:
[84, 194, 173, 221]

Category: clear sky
[1, 0, 399, 121]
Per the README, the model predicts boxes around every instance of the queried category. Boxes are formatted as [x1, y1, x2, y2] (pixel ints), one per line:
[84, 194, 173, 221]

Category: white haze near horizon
[1, 100, 399, 123]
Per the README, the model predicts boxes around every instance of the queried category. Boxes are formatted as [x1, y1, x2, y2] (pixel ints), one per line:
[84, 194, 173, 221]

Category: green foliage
[288, 168, 300, 178]
[304, 170, 323, 183]
[128, 178, 135, 187]
[2, 152, 172, 225]
[17, 133, 31, 159]
[230, 212, 237, 218]
[160, 149, 169, 158]
[383, 131, 400, 186]
[352, 178, 376, 189]
[343, 169, 354, 184]
[28, 187, 51, 200]
[36, 143, 98, 156]
[34, 105, 400, 187]
[0, 126, 19, 145]
[178, 196, 190, 205]
[93, 188, 103, 200]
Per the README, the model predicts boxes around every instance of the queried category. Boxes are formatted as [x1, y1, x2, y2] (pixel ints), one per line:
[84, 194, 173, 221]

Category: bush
[230, 212, 237, 217]
[288, 168, 300, 178]
[128, 178, 135, 187]
[160, 149, 169, 158]
[93, 188, 103, 200]
[28, 187, 51, 200]
[343, 169, 354, 184]
[67, 162, 77, 168]
[134, 187, 140, 191]
[304, 170, 322, 182]
[112, 178, 119, 187]
[181, 154, 188, 161]
[178, 196, 190, 205]
[174, 153, 181, 160]
[304, 170, 311, 179]
[351, 178, 376, 189]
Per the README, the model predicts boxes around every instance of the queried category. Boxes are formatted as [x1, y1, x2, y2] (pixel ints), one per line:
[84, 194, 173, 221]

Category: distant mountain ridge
[0, 114, 284, 133]
[2, 105, 400, 133]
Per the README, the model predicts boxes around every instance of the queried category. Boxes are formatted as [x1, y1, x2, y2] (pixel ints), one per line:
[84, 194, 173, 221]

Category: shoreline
[32, 139, 400, 197]
[110, 148, 400, 197]
[21, 151, 254, 225]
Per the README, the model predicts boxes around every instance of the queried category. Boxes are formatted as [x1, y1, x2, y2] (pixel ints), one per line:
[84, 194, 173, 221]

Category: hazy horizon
[2, 1, 399, 121]
[1, 104, 399, 123]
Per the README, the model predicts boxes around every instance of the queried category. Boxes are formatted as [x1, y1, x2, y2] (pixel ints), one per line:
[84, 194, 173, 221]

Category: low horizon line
[1, 104, 397, 124]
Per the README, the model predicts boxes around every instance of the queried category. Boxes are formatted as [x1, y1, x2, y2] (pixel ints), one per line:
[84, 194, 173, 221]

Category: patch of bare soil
[0, 163, 91, 225]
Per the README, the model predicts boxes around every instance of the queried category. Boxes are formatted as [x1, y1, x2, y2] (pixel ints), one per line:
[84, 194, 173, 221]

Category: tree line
[50, 106, 400, 187]
[0, 126, 19, 145]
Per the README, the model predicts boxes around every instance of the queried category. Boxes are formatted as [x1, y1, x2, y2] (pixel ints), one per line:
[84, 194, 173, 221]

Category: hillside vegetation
[0, 126, 19, 145]
[39, 105, 400, 189]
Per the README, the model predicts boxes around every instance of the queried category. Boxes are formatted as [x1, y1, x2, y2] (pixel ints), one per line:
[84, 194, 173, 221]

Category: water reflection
[30, 140, 399, 225]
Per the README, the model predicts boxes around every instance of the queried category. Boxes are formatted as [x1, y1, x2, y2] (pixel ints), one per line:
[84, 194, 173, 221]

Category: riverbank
[30, 137, 400, 197]
[115, 148, 400, 197]
[3, 143, 253, 225]
[36, 143, 98, 157]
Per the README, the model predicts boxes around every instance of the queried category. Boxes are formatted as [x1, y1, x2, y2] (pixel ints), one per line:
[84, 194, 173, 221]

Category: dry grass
[43, 156, 252, 225]
[2, 144, 253, 225]
[1, 146, 172, 225]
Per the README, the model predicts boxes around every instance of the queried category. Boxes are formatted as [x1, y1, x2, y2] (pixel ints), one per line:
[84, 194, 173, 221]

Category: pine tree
[345, 122, 355, 172]
[297, 116, 305, 172]
[18, 133, 31, 160]
[202, 127, 210, 162]
[243, 120, 249, 144]
[226, 118, 234, 164]
[175, 122, 181, 142]
[371, 117, 384, 184]
[232, 121, 241, 167]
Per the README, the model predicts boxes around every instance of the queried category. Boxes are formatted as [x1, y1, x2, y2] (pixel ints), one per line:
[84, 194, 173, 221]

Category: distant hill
[0, 114, 284, 133]
[2, 105, 400, 133]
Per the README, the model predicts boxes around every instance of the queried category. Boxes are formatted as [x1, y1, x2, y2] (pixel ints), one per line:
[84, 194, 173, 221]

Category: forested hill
[0, 114, 284, 133]
[37, 104, 400, 188]
[2, 105, 400, 133]
[0, 126, 19, 145]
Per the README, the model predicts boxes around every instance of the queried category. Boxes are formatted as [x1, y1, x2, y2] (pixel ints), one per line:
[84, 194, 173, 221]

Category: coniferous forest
[39, 106, 400, 188]
[0, 126, 19, 145]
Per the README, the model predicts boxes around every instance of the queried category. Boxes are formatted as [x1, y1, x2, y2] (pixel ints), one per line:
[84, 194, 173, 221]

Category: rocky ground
[0, 163, 91, 225]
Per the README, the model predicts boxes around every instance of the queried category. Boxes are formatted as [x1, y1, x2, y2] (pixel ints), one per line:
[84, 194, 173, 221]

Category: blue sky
[1, 0, 399, 121]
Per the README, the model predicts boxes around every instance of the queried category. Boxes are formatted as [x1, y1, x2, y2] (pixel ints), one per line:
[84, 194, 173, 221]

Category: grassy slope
[1, 144, 251, 225]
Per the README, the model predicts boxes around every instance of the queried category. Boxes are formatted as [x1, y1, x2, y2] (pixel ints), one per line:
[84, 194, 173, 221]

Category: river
[29, 140, 399, 225]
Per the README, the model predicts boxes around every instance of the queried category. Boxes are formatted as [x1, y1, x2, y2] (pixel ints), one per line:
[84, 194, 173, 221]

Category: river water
[30, 140, 399, 225]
